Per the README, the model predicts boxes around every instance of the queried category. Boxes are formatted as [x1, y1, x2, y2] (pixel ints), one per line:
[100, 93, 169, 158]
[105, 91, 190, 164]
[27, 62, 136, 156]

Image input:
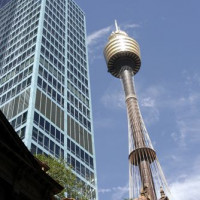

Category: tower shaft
[104, 24, 171, 200]
[121, 68, 157, 200]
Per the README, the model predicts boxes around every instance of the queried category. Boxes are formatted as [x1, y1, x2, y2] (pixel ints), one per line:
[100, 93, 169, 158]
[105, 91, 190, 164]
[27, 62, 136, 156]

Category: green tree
[36, 154, 89, 200]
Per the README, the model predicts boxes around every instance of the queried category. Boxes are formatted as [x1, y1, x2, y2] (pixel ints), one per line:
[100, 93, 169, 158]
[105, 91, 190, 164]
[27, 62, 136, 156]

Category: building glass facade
[0, 0, 98, 199]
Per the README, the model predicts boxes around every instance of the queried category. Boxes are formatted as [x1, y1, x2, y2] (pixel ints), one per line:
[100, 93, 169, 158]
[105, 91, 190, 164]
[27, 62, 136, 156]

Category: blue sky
[76, 0, 200, 200]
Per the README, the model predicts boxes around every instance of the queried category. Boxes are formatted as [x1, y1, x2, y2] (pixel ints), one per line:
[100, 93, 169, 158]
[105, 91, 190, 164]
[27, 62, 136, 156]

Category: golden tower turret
[104, 20, 141, 78]
[104, 21, 172, 200]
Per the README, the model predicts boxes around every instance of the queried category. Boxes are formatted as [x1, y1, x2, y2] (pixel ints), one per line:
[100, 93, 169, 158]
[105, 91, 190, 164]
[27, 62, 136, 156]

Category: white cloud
[101, 89, 125, 110]
[86, 22, 140, 63]
[170, 173, 200, 200]
[124, 23, 140, 29]
[98, 164, 200, 200]
[86, 25, 113, 63]
[170, 90, 200, 146]
[111, 184, 129, 200]
[138, 85, 164, 125]
[136, 71, 200, 146]
[172, 118, 200, 146]
[87, 22, 140, 47]
[87, 26, 112, 46]
[141, 97, 155, 107]
[183, 71, 200, 87]
[98, 188, 112, 193]
[98, 184, 129, 200]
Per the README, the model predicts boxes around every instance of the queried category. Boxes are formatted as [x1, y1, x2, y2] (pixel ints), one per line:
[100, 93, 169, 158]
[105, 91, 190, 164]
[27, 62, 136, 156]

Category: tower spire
[114, 20, 120, 31]
[104, 23, 172, 200]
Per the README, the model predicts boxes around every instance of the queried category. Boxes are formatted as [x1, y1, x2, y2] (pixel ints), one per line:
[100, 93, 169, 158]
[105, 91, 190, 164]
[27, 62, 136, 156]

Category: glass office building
[0, 0, 98, 199]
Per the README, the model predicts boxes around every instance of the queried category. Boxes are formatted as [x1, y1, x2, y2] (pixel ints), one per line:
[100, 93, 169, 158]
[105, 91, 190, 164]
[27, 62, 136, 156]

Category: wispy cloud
[99, 184, 129, 200]
[170, 90, 200, 147]
[98, 188, 112, 193]
[139, 85, 164, 125]
[86, 25, 112, 63]
[170, 175, 200, 200]
[87, 23, 140, 47]
[124, 23, 140, 29]
[101, 89, 125, 110]
[172, 117, 200, 147]
[182, 70, 200, 87]
[86, 22, 140, 63]
[141, 97, 155, 107]
[170, 158, 200, 200]
[137, 71, 200, 146]
[87, 26, 112, 46]
[111, 184, 129, 200]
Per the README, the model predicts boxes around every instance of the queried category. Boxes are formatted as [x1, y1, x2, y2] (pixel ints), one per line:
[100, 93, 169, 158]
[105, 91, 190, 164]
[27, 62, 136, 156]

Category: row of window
[1, 31, 36, 63]
[38, 65, 64, 95]
[67, 81, 89, 107]
[67, 115, 93, 154]
[1, 55, 34, 80]
[16, 126, 26, 140]
[41, 45, 65, 71]
[32, 126, 64, 159]
[0, 77, 31, 106]
[10, 111, 27, 130]
[67, 103, 91, 132]
[67, 61, 88, 82]
[68, 0, 84, 19]
[45, 6, 65, 34]
[41, 36, 64, 64]
[67, 70, 89, 97]
[34, 112, 64, 146]
[67, 38, 86, 68]
[0, 12, 39, 48]
[1, 45, 35, 73]
[0, 0, 39, 34]
[67, 30, 86, 59]
[67, 153, 95, 185]
[68, 62, 88, 88]
[67, 9, 84, 36]
[1, 54, 33, 82]
[0, 18, 38, 56]
[67, 91, 90, 119]
[35, 89, 64, 131]
[67, 138, 94, 169]
[31, 142, 64, 159]
[37, 76, 64, 108]
[45, 0, 65, 24]
[0, 89, 30, 121]
[46, 0, 66, 19]
[43, 24, 65, 54]
[1, 38, 36, 69]
[44, 13, 65, 43]
[0, 65, 33, 95]
[40, 56, 64, 83]
[68, 10, 84, 33]
[12, 2, 40, 28]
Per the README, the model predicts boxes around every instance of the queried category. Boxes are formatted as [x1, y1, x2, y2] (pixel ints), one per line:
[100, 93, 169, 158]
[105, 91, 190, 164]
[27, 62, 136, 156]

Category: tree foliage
[36, 154, 89, 200]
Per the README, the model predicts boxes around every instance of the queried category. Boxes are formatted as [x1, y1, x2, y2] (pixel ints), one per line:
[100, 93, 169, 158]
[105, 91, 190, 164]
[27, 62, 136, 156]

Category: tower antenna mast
[114, 20, 120, 31]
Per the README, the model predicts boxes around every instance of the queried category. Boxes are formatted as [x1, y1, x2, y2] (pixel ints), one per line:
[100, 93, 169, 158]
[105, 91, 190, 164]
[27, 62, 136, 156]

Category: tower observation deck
[104, 21, 171, 200]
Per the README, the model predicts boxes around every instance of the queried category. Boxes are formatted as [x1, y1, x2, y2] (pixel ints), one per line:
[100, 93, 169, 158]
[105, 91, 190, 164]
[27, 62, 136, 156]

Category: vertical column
[120, 67, 157, 200]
